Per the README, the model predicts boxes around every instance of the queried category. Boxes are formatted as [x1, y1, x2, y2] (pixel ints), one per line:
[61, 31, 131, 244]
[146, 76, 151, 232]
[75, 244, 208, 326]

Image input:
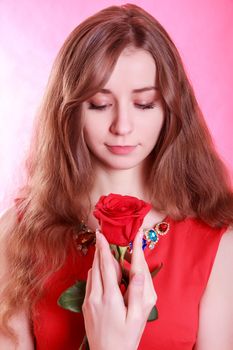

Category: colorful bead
[73, 222, 96, 256]
[128, 241, 133, 253]
[155, 222, 169, 235]
[147, 229, 159, 243]
[149, 242, 156, 249]
[142, 238, 147, 251]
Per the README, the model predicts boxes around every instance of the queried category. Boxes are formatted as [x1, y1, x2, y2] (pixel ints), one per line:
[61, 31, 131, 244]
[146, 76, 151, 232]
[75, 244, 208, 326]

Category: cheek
[84, 119, 102, 139]
[140, 112, 164, 139]
[83, 120, 107, 151]
[84, 117, 109, 135]
[83, 124, 95, 149]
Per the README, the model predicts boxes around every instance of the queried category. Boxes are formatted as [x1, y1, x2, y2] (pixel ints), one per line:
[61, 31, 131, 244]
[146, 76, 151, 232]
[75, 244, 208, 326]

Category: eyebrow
[98, 86, 158, 94]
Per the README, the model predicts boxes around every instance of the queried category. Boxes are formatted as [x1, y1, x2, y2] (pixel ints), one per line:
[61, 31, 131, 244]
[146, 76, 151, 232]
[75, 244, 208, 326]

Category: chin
[101, 157, 146, 171]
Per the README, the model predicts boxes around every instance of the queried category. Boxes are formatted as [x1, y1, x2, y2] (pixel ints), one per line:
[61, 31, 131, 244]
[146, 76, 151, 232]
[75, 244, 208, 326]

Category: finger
[89, 234, 103, 298]
[131, 230, 156, 295]
[112, 254, 122, 284]
[97, 231, 121, 295]
[126, 270, 145, 322]
[127, 230, 151, 319]
[83, 267, 92, 302]
[127, 266, 157, 323]
[130, 230, 147, 277]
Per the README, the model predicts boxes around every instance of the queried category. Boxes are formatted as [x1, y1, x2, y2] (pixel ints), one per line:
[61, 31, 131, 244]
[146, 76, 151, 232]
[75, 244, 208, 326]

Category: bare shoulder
[0, 207, 18, 274]
[207, 226, 233, 287]
[0, 206, 18, 238]
[0, 208, 34, 349]
[195, 226, 233, 349]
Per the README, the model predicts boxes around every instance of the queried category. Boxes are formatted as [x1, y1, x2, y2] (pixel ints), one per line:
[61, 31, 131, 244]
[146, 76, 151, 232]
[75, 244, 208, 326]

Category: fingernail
[95, 229, 101, 247]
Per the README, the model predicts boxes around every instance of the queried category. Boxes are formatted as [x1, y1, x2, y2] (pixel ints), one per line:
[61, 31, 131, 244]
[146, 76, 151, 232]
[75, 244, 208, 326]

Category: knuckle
[82, 302, 87, 313]
[144, 293, 157, 310]
[151, 292, 157, 305]
[89, 294, 99, 306]
[83, 294, 99, 310]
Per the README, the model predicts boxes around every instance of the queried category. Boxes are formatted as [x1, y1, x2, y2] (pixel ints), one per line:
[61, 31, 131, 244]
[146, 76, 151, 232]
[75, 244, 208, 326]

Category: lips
[106, 145, 137, 155]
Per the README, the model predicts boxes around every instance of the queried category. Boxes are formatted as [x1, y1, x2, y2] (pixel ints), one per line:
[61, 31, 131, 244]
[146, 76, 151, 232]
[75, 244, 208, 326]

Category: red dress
[29, 215, 227, 350]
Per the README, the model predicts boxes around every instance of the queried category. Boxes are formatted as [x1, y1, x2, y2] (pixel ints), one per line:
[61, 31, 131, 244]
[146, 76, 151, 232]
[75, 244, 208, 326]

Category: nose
[109, 104, 133, 136]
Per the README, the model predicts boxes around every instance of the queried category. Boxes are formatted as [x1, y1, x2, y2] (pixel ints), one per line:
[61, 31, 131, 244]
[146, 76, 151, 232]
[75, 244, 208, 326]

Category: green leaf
[147, 305, 158, 322]
[57, 280, 86, 313]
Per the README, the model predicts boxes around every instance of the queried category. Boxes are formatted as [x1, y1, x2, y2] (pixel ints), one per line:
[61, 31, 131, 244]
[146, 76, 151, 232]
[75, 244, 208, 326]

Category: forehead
[104, 47, 157, 89]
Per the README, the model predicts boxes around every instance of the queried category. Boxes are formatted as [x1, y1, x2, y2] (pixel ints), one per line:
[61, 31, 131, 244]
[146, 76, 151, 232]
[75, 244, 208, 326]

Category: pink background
[0, 0, 233, 212]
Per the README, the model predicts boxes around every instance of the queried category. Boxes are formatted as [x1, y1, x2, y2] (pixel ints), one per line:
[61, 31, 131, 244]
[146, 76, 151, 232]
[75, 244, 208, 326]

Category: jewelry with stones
[73, 220, 170, 255]
[128, 221, 170, 253]
[73, 221, 96, 256]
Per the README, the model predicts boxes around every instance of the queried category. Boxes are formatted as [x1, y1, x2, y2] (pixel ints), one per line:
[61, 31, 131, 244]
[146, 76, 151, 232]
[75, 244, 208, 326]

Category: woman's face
[82, 47, 164, 171]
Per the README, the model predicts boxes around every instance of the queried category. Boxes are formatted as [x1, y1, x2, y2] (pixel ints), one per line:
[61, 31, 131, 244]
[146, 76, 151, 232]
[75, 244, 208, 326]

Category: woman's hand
[82, 230, 157, 350]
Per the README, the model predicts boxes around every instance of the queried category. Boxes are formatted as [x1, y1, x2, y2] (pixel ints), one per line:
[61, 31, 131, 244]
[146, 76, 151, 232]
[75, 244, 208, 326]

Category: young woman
[0, 4, 233, 350]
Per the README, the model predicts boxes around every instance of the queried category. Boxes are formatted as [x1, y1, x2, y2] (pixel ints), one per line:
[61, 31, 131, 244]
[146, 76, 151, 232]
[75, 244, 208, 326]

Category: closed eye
[135, 103, 155, 110]
[87, 103, 108, 110]
[87, 102, 156, 111]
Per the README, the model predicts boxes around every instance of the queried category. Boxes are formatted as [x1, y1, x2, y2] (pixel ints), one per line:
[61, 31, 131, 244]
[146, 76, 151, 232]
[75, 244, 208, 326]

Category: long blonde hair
[1, 3, 232, 340]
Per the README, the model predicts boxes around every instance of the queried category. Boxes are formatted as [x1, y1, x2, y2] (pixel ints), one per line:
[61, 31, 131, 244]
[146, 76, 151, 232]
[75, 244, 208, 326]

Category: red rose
[93, 193, 152, 246]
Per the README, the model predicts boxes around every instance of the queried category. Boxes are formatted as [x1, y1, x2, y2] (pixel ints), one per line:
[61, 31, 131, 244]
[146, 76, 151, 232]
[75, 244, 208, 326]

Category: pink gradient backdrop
[0, 0, 233, 211]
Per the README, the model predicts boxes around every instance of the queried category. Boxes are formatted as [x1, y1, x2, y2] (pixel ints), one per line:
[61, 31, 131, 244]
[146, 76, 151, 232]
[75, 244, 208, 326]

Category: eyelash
[87, 102, 156, 111]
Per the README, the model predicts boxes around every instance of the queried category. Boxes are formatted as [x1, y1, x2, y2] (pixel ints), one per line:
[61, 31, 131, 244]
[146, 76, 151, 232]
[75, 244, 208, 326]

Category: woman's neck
[89, 163, 151, 205]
